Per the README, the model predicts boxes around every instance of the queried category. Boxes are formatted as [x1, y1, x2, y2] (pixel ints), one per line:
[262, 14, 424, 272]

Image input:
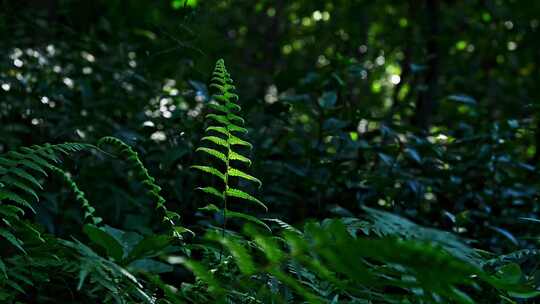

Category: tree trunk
[413, 0, 440, 130]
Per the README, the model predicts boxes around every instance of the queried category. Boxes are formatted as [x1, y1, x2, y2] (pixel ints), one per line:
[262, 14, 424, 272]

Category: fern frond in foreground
[192, 59, 267, 231]
[0, 143, 94, 252]
[182, 211, 539, 304]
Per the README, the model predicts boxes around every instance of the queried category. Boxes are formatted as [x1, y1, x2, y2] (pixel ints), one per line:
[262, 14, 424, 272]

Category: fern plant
[0, 138, 193, 302]
[50, 165, 103, 225]
[98, 136, 193, 239]
[192, 59, 267, 231]
[0, 143, 92, 251]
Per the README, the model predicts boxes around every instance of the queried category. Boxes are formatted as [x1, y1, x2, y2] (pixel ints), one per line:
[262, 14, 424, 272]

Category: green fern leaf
[202, 136, 229, 149]
[207, 103, 230, 114]
[0, 205, 25, 218]
[264, 218, 302, 235]
[207, 231, 256, 275]
[227, 124, 248, 134]
[228, 135, 252, 149]
[9, 167, 43, 189]
[226, 113, 245, 125]
[228, 168, 262, 188]
[7, 151, 51, 173]
[196, 147, 227, 163]
[210, 76, 229, 85]
[0, 190, 35, 213]
[0, 229, 26, 253]
[193, 59, 266, 234]
[196, 187, 224, 200]
[191, 165, 225, 182]
[225, 101, 242, 112]
[206, 113, 231, 126]
[244, 225, 283, 263]
[200, 204, 271, 232]
[0, 176, 39, 201]
[206, 126, 229, 137]
[224, 92, 239, 101]
[229, 150, 251, 165]
[176, 257, 224, 296]
[225, 188, 267, 211]
[0, 258, 6, 279]
[18, 149, 55, 169]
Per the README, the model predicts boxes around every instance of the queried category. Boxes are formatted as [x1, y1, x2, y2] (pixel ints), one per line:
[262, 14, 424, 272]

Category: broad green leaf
[497, 263, 522, 285]
[127, 235, 172, 262]
[83, 224, 124, 261]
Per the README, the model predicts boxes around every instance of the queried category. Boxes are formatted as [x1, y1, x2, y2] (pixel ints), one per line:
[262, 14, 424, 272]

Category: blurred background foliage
[1, 0, 540, 301]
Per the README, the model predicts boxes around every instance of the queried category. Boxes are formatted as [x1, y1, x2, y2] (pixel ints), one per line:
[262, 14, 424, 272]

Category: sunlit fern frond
[192, 59, 267, 231]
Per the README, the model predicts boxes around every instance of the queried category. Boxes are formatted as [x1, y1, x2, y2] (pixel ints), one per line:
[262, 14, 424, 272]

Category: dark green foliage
[0, 143, 92, 252]
[98, 136, 193, 239]
[1, 1, 540, 303]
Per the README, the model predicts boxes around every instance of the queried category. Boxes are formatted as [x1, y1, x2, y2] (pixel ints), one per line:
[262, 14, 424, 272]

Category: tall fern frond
[192, 59, 267, 231]
[98, 136, 193, 239]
